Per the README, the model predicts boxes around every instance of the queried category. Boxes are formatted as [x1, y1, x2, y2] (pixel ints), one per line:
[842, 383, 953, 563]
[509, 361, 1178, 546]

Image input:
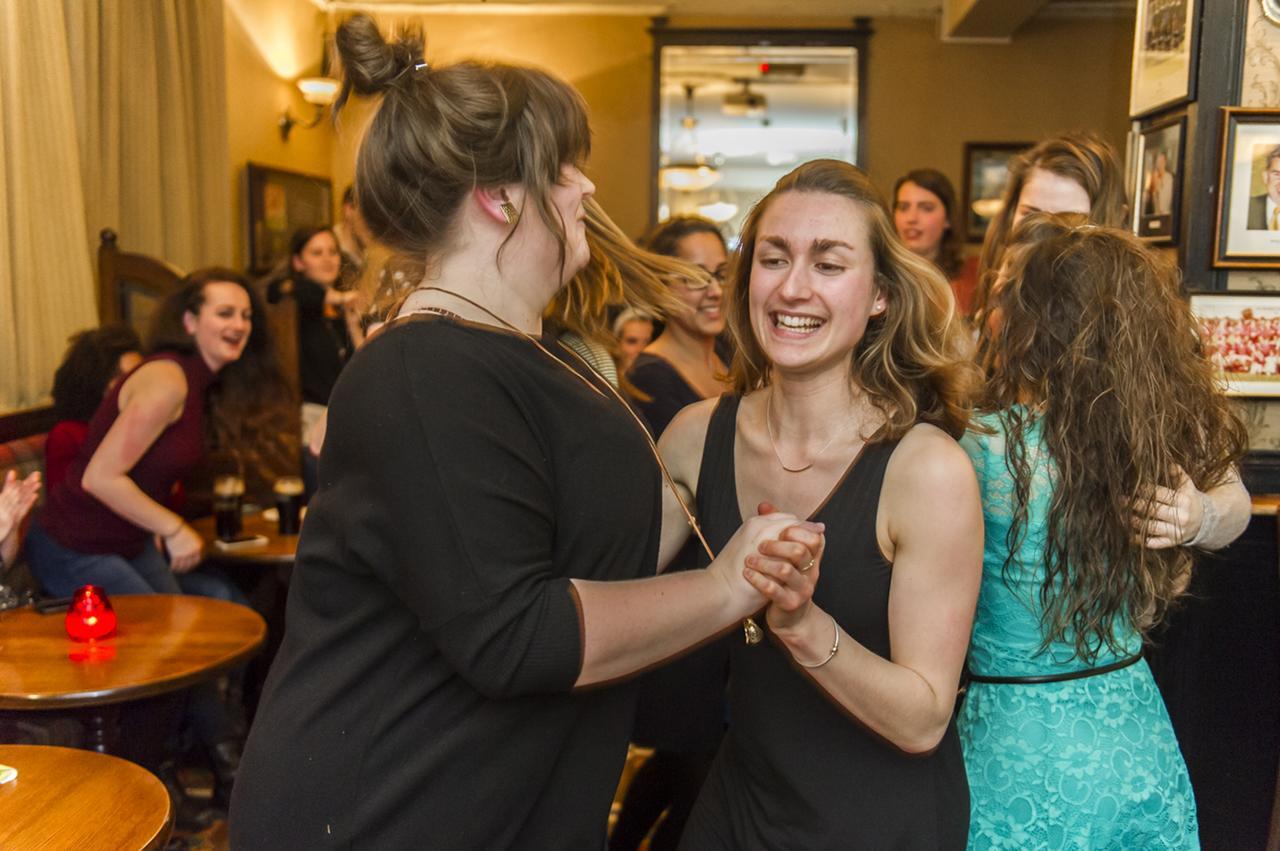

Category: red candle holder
[65, 585, 117, 641]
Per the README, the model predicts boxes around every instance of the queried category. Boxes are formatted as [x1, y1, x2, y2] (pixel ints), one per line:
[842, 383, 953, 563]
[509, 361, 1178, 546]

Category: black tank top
[680, 394, 969, 850]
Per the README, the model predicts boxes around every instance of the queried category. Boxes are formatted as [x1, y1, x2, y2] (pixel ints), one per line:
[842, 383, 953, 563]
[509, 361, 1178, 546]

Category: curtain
[65, 0, 232, 273]
[0, 0, 231, 412]
[0, 1, 99, 411]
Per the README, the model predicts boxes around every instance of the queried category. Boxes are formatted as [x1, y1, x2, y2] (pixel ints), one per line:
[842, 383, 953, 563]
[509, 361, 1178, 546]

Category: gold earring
[499, 201, 518, 225]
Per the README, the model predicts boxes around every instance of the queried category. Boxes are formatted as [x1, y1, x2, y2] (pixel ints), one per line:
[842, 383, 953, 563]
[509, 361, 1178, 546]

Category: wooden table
[0, 596, 265, 750]
[0, 744, 171, 849]
[191, 510, 299, 565]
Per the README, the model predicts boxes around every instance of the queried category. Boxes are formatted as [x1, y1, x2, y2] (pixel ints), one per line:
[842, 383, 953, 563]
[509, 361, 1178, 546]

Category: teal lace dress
[958, 411, 1199, 850]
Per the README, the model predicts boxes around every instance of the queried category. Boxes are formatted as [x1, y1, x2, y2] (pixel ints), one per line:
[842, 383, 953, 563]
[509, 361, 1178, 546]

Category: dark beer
[213, 475, 245, 541]
[274, 476, 305, 536]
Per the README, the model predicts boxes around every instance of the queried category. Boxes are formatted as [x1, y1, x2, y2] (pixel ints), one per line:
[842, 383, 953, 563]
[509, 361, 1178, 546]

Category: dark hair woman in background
[892, 168, 979, 316]
[611, 213, 733, 850]
[46, 324, 142, 488]
[231, 17, 818, 849]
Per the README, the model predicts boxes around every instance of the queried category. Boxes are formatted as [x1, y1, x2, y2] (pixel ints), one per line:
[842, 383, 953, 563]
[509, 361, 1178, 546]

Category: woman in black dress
[230, 17, 819, 849]
[661, 160, 983, 849]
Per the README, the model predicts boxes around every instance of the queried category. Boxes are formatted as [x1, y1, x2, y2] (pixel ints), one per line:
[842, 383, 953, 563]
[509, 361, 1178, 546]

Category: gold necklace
[764, 386, 849, 474]
[413, 286, 765, 646]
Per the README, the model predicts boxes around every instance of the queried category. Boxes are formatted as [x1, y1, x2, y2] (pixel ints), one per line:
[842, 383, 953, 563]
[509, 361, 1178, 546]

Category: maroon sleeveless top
[40, 351, 215, 558]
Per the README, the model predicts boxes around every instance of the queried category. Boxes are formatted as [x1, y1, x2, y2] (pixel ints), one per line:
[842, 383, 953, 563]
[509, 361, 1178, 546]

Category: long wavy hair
[976, 215, 1247, 660]
[148, 268, 298, 493]
[52, 324, 142, 423]
[974, 133, 1128, 320]
[726, 159, 977, 440]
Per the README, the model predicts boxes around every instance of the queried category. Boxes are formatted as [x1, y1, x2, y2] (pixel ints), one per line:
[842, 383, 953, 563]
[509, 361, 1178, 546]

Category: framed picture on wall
[1189, 291, 1280, 396]
[245, 163, 333, 275]
[1133, 112, 1186, 245]
[1129, 0, 1199, 118]
[962, 142, 1031, 243]
[1213, 108, 1280, 268]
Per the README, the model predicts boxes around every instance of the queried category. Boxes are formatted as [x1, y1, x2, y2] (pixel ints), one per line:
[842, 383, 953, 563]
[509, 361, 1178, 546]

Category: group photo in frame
[1189, 291, 1280, 396]
[1214, 108, 1280, 268]
[245, 163, 334, 275]
[962, 142, 1030, 243]
[1129, 0, 1199, 118]
[1134, 113, 1185, 245]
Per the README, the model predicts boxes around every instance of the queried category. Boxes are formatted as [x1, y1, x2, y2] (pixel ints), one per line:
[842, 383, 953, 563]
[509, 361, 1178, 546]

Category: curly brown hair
[976, 214, 1247, 660]
[726, 159, 977, 440]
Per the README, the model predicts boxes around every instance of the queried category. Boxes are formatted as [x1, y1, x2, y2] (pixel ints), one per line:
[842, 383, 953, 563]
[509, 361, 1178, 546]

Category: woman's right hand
[163, 522, 204, 573]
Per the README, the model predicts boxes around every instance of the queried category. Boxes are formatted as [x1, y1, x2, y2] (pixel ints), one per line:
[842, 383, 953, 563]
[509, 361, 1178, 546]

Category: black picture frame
[1213, 107, 1280, 269]
[1134, 111, 1186, 245]
[962, 142, 1031, 243]
[1188, 290, 1280, 396]
[1129, 0, 1199, 119]
[245, 163, 333, 275]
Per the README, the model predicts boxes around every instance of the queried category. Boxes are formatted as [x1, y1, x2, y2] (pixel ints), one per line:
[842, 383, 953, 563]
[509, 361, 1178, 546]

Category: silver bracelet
[795, 613, 840, 669]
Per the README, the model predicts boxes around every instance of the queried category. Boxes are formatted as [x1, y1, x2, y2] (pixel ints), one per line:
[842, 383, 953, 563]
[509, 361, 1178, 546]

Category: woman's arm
[753, 425, 983, 754]
[1133, 465, 1250, 551]
[80, 361, 203, 571]
[652, 399, 718, 571]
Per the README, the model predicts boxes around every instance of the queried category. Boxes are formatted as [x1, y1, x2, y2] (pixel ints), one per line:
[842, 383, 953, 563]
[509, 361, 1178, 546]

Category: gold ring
[801, 558, 815, 573]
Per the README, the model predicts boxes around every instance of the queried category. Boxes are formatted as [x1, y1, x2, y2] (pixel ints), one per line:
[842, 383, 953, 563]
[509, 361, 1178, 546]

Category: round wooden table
[0, 744, 172, 849]
[0, 595, 265, 710]
[191, 510, 299, 565]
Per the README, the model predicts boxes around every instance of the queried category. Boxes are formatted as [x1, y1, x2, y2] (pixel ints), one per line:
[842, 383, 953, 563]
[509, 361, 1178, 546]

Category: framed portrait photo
[1213, 108, 1280, 268]
[1133, 113, 1185, 245]
[245, 163, 333, 275]
[1129, 0, 1198, 118]
[962, 142, 1031, 243]
[1189, 291, 1280, 396]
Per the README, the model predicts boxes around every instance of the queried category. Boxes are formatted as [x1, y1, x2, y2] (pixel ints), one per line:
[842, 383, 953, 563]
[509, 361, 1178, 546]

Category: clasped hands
[713, 502, 825, 634]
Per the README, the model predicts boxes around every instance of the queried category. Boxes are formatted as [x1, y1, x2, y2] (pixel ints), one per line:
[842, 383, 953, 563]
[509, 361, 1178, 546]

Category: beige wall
[234, 9, 1133, 246]
[328, 14, 654, 238]
[864, 14, 1133, 210]
[224, 0, 333, 269]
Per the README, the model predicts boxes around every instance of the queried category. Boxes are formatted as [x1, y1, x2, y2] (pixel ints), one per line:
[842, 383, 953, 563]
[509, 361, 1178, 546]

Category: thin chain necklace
[764, 386, 850, 474]
[408, 286, 765, 646]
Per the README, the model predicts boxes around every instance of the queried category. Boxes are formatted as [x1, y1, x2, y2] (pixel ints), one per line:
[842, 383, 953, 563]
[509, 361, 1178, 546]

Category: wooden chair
[95, 229, 184, 336]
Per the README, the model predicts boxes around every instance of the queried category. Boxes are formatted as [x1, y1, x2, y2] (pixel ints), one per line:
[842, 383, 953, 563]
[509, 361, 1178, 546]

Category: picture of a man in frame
[1246, 143, 1280, 230]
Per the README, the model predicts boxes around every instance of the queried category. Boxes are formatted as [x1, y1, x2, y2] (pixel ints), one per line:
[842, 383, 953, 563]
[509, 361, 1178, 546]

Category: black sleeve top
[231, 315, 663, 849]
[268, 275, 352, 405]
[628, 352, 702, 438]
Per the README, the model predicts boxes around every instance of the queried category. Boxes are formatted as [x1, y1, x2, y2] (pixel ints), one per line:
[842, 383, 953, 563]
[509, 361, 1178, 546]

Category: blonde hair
[726, 159, 977, 440]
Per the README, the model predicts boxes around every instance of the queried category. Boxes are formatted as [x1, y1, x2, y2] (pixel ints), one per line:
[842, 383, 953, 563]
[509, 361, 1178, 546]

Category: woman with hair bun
[231, 16, 819, 849]
[962, 214, 1249, 848]
[662, 159, 983, 848]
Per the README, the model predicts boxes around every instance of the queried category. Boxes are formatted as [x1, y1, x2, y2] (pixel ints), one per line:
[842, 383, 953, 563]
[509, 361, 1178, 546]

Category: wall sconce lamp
[279, 76, 340, 141]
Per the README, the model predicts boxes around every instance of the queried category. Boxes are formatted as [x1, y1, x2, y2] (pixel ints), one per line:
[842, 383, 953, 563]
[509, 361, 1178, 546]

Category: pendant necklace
[407, 286, 765, 645]
[765, 386, 849, 474]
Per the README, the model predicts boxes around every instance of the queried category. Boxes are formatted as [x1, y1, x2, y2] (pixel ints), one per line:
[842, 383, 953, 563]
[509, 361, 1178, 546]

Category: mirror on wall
[654, 33, 864, 241]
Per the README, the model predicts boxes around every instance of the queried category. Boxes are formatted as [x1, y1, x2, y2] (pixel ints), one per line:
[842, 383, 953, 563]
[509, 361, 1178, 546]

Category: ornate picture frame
[1213, 107, 1280, 268]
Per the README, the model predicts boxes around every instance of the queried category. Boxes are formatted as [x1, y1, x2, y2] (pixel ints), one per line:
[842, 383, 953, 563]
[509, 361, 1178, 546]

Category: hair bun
[335, 14, 425, 97]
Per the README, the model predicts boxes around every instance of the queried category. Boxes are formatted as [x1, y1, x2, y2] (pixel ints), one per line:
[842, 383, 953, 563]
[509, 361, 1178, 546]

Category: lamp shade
[297, 77, 340, 106]
[65, 585, 117, 641]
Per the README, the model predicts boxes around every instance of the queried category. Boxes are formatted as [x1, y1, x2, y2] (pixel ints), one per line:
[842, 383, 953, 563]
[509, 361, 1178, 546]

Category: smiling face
[893, 181, 949, 262]
[667, 231, 727, 338]
[291, 230, 342, 287]
[544, 163, 596, 284]
[748, 191, 886, 378]
[182, 281, 252, 373]
[1012, 168, 1092, 229]
[617, 318, 653, 370]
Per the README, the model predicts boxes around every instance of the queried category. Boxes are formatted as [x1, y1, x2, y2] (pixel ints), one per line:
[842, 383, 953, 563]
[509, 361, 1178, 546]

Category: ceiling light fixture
[660, 84, 721, 193]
